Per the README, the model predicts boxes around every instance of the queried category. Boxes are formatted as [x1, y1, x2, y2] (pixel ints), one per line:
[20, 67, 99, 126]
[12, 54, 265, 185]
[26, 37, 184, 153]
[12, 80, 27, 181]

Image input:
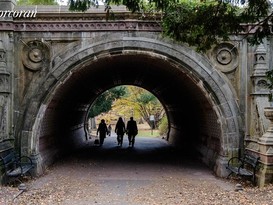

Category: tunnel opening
[34, 51, 222, 173]
[86, 85, 167, 140]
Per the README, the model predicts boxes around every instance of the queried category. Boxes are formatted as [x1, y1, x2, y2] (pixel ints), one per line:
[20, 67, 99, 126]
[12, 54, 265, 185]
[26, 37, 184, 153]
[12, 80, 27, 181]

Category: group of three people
[96, 117, 138, 147]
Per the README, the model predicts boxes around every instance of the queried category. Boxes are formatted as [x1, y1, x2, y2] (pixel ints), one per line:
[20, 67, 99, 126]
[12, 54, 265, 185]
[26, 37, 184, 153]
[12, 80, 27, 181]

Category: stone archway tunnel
[43, 52, 219, 155]
[1, 2, 272, 187]
[24, 36, 241, 177]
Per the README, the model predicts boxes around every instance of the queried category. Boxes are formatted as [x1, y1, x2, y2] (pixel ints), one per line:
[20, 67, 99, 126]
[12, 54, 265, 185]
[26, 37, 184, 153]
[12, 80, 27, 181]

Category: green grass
[137, 129, 159, 137]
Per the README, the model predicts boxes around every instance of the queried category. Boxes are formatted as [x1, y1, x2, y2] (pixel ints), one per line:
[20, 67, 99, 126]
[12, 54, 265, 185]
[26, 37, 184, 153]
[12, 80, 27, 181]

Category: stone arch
[20, 34, 241, 177]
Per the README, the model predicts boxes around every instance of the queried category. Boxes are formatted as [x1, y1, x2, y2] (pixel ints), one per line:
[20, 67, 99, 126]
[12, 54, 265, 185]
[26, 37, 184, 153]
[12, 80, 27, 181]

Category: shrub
[158, 115, 168, 136]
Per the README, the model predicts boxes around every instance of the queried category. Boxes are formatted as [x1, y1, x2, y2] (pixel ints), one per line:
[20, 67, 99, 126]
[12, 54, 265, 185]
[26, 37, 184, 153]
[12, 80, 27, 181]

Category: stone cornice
[0, 21, 14, 31]
[0, 5, 162, 32]
[0, 20, 162, 32]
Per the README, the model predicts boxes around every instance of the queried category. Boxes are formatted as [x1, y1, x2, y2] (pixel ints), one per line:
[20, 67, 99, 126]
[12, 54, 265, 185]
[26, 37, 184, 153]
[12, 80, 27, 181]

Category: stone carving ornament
[22, 40, 50, 72]
[0, 76, 9, 93]
[256, 79, 269, 92]
[210, 43, 238, 73]
[0, 95, 7, 138]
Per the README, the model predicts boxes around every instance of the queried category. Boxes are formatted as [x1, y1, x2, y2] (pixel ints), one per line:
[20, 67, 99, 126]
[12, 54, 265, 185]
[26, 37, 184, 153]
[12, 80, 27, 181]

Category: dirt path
[1, 136, 273, 205]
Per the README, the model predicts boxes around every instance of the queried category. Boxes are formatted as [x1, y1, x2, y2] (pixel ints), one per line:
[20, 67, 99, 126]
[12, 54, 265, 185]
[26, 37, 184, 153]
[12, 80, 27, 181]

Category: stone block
[0, 0, 15, 10]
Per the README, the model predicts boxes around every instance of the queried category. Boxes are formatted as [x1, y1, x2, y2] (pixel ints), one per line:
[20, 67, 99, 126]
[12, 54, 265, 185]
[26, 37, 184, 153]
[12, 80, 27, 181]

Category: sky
[56, 0, 68, 6]
[57, 0, 104, 6]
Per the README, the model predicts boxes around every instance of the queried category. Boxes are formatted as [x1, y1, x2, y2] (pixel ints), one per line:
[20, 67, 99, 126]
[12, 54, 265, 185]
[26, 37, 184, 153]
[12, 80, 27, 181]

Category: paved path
[2, 135, 273, 205]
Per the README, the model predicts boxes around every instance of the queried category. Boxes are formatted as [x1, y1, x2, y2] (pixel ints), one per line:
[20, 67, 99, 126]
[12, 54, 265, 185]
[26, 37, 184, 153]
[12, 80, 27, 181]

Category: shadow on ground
[66, 135, 203, 169]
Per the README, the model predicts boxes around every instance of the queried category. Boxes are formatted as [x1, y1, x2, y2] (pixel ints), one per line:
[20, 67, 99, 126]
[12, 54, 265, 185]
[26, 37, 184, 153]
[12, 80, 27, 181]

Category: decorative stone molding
[247, 141, 260, 152]
[257, 107, 273, 186]
[259, 107, 273, 145]
[12, 21, 161, 32]
[0, 95, 8, 138]
[257, 80, 268, 90]
[0, 40, 10, 142]
[253, 44, 267, 77]
[0, 40, 9, 93]
[266, 147, 273, 155]
[0, 40, 7, 72]
[22, 40, 50, 72]
[0, 75, 9, 93]
[251, 43, 269, 97]
[0, 0, 16, 10]
[0, 46, 6, 63]
[210, 43, 238, 73]
[251, 78, 270, 95]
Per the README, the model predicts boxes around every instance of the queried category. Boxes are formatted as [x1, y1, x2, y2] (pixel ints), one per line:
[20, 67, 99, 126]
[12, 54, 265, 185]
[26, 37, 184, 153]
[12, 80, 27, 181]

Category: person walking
[126, 117, 138, 147]
[115, 117, 126, 146]
[96, 119, 108, 146]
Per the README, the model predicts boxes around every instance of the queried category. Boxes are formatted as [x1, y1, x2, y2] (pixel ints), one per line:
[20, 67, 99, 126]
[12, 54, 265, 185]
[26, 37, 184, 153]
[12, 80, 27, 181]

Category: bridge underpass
[1, 2, 273, 188]
[0, 5, 240, 178]
[35, 51, 223, 175]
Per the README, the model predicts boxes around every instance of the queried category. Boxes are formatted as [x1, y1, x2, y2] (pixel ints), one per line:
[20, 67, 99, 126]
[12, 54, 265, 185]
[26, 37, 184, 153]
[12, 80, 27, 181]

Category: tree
[17, 0, 57, 5]
[69, 0, 98, 11]
[132, 87, 164, 128]
[173, 0, 272, 50]
[88, 86, 126, 118]
[112, 86, 165, 128]
[67, 0, 273, 52]
[158, 114, 168, 136]
[163, 1, 242, 51]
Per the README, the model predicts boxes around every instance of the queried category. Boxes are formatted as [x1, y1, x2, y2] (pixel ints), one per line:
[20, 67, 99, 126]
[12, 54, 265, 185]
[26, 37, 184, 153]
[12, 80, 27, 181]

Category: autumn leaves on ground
[1, 136, 273, 205]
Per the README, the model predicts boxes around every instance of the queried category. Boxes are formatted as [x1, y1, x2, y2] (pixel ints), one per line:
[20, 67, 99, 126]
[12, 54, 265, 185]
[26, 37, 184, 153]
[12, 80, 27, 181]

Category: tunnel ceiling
[54, 53, 205, 108]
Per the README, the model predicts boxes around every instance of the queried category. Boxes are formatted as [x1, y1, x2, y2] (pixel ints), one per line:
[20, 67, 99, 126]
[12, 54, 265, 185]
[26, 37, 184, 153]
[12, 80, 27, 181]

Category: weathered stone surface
[1, 3, 273, 186]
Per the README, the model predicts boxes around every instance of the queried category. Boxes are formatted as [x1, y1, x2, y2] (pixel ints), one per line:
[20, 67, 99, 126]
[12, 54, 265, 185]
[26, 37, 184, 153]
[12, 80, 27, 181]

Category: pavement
[2, 134, 272, 205]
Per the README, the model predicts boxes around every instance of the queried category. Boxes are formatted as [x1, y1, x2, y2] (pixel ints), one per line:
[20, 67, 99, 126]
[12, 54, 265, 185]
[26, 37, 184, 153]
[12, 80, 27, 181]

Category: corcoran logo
[0, 8, 37, 18]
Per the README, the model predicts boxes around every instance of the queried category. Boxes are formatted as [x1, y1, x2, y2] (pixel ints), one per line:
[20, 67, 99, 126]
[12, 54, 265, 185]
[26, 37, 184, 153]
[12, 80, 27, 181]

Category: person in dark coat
[115, 117, 126, 146]
[126, 117, 138, 147]
[96, 119, 108, 146]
